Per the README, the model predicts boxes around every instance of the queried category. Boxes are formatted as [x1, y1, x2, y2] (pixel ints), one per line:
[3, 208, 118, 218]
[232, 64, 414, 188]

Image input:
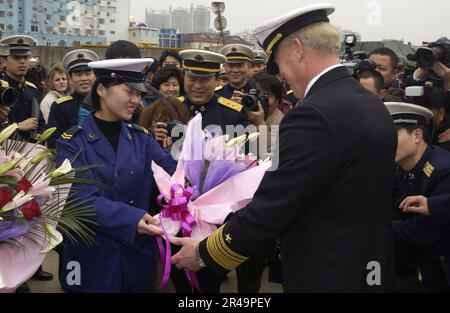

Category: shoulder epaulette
[61, 126, 82, 141]
[218, 97, 243, 112]
[215, 85, 223, 91]
[56, 96, 73, 105]
[25, 81, 37, 89]
[128, 123, 149, 135]
[287, 89, 294, 95]
[423, 162, 435, 178]
[0, 79, 9, 88]
[177, 96, 185, 103]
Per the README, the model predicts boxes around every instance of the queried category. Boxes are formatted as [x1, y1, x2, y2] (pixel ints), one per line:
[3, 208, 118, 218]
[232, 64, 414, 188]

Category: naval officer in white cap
[170, 3, 397, 292]
[55, 58, 176, 293]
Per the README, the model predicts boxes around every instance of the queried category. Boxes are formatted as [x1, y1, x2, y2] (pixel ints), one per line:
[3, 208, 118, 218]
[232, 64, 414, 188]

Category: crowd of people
[1, 2, 450, 294]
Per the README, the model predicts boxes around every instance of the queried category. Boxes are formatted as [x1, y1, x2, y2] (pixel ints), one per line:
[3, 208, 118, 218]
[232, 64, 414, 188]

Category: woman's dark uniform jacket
[199, 66, 398, 292]
[56, 114, 176, 292]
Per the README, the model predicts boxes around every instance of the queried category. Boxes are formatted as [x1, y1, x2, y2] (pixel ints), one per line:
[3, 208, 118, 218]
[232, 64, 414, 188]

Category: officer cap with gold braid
[0, 35, 37, 56]
[220, 44, 255, 64]
[250, 3, 335, 74]
[180, 49, 226, 78]
[252, 50, 267, 65]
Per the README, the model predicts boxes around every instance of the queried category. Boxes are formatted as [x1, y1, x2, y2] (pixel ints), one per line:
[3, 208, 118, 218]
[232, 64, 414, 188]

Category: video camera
[414, 37, 450, 70]
[341, 34, 370, 74]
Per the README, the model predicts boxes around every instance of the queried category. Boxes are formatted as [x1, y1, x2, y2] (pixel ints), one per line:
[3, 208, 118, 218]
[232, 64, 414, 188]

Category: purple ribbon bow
[156, 184, 201, 293]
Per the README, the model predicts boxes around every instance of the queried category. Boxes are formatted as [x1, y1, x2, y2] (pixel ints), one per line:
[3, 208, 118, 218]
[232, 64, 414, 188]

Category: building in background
[145, 8, 171, 29]
[129, 23, 160, 46]
[183, 32, 252, 51]
[0, 0, 130, 46]
[159, 28, 184, 48]
[192, 5, 210, 33]
[145, 4, 211, 34]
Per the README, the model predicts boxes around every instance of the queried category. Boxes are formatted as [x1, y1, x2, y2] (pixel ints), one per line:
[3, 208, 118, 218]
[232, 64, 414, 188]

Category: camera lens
[0, 87, 18, 107]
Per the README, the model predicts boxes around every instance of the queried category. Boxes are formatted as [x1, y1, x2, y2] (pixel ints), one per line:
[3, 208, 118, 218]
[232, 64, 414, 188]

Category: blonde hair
[289, 22, 341, 55]
[46, 63, 70, 93]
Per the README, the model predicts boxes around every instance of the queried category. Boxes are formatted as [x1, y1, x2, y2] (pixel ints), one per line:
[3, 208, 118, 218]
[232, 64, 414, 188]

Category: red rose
[22, 200, 41, 221]
[15, 178, 33, 193]
[0, 187, 13, 208]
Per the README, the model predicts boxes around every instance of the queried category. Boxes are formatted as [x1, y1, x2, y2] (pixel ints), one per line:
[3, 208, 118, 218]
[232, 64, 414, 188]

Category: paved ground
[27, 251, 283, 293]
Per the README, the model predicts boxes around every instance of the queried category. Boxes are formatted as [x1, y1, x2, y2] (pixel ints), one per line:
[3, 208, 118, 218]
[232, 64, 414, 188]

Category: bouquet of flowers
[152, 114, 271, 291]
[0, 124, 97, 293]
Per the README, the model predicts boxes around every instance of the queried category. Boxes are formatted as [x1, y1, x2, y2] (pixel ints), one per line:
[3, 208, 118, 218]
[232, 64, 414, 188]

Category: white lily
[50, 159, 72, 178]
[41, 223, 63, 253]
[1, 191, 33, 213]
[29, 173, 56, 198]
[225, 134, 247, 148]
[247, 132, 260, 142]
[0, 123, 19, 144]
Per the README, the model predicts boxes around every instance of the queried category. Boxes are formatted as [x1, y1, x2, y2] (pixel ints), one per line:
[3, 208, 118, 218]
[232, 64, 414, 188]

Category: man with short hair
[216, 44, 255, 101]
[358, 69, 387, 99]
[46, 49, 98, 148]
[387, 102, 450, 292]
[369, 47, 405, 102]
[417, 87, 450, 151]
[0, 35, 46, 141]
[170, 3, 397, 292]
[249, 50, 266, 77]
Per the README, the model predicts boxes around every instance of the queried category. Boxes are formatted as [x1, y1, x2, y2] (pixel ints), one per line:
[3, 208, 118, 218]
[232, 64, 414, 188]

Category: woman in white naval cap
[55, 59, 176, 293]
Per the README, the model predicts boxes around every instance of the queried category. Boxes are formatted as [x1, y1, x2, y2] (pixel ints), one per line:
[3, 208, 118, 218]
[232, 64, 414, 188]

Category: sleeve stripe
[205, 225, 249, 270]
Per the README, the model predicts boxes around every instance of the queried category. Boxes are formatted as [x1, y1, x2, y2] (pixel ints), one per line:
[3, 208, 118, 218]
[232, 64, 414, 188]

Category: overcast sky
[130, 0, 449, 45]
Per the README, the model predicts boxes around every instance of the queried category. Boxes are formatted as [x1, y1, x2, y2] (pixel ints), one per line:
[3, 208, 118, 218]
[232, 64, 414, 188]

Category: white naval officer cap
[252, 50, 267, 65]
[385, 102, 434, 128]
[220, 44, 255, 64]
[63, 49, 100, 74]
[89, 58, 154, 93]
[250, 3, 335, 74]
[180, 49, 226, 77]
[0, 35, 37, 56]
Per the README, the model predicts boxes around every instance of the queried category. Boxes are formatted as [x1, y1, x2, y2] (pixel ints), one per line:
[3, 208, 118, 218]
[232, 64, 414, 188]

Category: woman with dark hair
[139, 97, 190, 148]
[253, 71, 285, 129]
[55, 59, 176, 293]
[152, 65, 184, 98]
[159, 50, 182, 69]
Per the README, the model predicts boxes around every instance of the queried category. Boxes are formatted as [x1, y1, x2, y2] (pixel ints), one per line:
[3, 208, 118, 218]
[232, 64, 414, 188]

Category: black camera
[352, 59, 377, 78]
[166, 121, 185, 143]
[415, 37, 450, 69]
[242, 89, 269, 114]
[0, 86, 18, 107]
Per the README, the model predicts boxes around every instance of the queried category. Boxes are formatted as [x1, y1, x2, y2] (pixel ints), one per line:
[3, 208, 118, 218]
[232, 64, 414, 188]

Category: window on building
[58, 40, 67, 47]
[31, 25, 38, 32]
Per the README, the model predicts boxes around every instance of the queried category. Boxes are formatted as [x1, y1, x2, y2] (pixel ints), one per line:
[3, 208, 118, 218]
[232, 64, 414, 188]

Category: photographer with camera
[353, 59, 388, 100]
[369, 47, 405, 102]
[415, 87, 450, 152]
[412, 38, 450, 147]
[139, 97, 190, 150]
[216, 44, 256, 102]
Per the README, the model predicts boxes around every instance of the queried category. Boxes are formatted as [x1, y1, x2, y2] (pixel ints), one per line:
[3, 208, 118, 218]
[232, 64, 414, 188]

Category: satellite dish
[211, 2, 225, 15]
[214, 16, 227, 32]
